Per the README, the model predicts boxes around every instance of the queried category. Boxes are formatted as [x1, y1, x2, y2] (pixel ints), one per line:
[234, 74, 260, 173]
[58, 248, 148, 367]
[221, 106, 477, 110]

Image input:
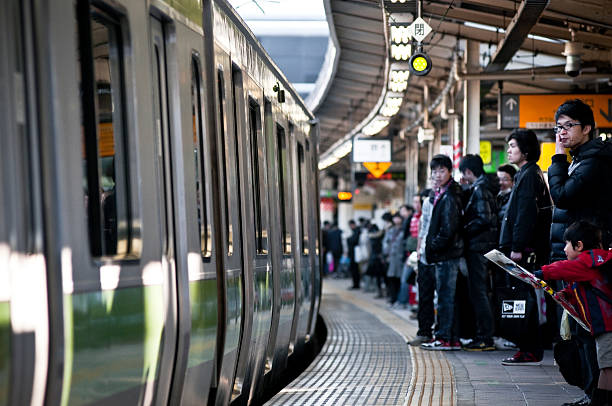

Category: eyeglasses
[553, 122, 581, 133]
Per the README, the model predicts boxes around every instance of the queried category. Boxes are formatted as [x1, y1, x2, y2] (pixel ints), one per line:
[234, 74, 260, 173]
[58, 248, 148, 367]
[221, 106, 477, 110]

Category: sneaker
[501, 351, 542, 365]
[463, 339, 495, 351]
[561, 394, 591, 406]
[408, 335, 432, 346]
[450, 341, 462, 350]
[421, 339, 457, 351]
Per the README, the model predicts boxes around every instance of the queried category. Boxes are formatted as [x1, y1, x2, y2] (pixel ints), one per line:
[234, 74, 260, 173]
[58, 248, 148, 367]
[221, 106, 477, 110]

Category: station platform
[266, 278, 584, 406]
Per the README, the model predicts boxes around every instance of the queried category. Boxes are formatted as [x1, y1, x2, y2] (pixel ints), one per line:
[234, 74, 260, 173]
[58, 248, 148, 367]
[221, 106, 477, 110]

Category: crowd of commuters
[321, 99, 612, 406]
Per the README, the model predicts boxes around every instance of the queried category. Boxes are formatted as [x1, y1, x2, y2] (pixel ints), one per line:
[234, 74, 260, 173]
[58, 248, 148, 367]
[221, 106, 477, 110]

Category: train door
[295, 139, 313, 342]
[213, 49, 245, 406]
[149, 15, 180, 404]
[0, 2, 49, 404]
[272, 118, 297, 370]
[242, 79, 274, 404]
[175, 21, 220, 406]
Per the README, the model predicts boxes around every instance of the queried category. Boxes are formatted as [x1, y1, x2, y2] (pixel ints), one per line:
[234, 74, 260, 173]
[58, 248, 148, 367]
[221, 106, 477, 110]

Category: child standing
[534, 221, 612, 405]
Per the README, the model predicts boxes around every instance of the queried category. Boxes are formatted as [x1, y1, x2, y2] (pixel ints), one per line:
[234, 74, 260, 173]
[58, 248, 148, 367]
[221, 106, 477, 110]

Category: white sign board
[352, 139, 392, 163]
[409, 17, 432, 42]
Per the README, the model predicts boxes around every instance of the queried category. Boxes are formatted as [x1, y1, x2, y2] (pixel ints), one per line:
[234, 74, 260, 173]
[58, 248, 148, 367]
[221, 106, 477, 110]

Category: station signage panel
[352, 139, 392, 163]
[500, 94, 612, 130]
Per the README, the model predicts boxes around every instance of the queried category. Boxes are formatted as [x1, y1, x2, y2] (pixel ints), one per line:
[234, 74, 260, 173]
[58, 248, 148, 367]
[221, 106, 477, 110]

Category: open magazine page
[485, 249, 591, 332]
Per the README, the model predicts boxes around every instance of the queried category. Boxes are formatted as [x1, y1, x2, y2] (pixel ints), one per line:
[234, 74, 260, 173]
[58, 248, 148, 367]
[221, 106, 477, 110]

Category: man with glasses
[549, 99, 612, 406]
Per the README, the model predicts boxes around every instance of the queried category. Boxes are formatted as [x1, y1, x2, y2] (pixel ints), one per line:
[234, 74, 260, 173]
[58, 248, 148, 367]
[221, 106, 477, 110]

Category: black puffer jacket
[426, 180, 464, 263]
[463, 175, 498, 253]
[548, 139, 612, 261]
[499, 161, 552, 264]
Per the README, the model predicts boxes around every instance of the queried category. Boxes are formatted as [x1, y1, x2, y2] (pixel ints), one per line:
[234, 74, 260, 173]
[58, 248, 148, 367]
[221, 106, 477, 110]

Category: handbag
[495, 285, 538, 345]
[553, 337, 584, 388]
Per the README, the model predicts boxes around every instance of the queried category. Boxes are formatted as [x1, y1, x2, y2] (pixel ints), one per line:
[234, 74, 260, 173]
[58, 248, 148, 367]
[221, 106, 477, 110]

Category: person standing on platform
[498, 130, 553, 365]
[496, 164, 516, 227]
[548, 99, 612, 405]
[459, 154, 498, 351]
[421, 154, 464, 351]
[535, 221, 612, 406]
[383, 213, 404, 306]
[326, 223, 343, 277]
[409, 188, 435, 346]
[347, 220, 361, 289]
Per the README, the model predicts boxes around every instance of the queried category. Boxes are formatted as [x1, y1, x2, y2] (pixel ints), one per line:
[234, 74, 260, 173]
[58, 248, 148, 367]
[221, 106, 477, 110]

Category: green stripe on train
[0, 303, 9, 406]
[62, 279, 220, 405]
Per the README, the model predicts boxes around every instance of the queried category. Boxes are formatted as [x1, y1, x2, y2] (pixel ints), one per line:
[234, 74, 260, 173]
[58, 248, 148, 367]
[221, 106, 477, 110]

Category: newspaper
[485, 249, 590, 332]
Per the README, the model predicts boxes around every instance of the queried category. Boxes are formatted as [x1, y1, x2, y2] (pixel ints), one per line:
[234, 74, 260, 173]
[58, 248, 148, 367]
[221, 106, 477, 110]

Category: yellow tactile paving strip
[325, 280, 456, 406]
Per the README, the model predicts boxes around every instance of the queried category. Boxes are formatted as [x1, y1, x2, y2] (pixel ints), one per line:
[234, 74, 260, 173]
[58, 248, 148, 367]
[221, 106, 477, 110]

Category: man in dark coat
[421, 154, 464, 351]
[548, 99, 612, 406]
[549, 99, 612, 261]
[459, 154, 498, 351]
[347, 220, 361, 289]
[499, 130, 553, 365]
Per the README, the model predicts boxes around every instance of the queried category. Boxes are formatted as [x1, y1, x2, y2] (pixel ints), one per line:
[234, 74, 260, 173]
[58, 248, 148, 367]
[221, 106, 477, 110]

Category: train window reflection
[277, 124, 291, 254]
[249, 100, 267, 254]
[297, 142, 308, 255]
[191, 57, 211, 257]
[76, 3, 131, 258]
[217, 69, 233, 256]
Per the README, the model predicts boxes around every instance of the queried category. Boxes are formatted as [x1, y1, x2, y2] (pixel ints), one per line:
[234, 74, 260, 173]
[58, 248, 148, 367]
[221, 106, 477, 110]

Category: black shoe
[463, 339, 495, 351]
[562, 394, 591, 406]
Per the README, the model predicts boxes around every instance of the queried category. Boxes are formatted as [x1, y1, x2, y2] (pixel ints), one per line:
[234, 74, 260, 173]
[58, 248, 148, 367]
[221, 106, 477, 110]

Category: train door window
[248, 99, 267, 254]
[276, 124, 291, 254]
[76, 2, 132, 258]
[4, 1, 42, 254]
[297, 142, 308, 255]
[191, 56, 211, 257]
[217, 69, 233, 255]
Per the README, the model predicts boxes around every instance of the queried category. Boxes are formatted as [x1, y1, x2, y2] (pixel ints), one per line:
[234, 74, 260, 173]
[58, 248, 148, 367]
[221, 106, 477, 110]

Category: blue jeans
[434, 258, 460, 342]
[398, 264, 415, 304]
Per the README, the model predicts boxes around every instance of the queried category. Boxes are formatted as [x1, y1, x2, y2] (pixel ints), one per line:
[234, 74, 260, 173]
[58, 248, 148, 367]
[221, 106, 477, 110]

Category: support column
[405, 136, 419, 201]
[463, 39, 480, 155]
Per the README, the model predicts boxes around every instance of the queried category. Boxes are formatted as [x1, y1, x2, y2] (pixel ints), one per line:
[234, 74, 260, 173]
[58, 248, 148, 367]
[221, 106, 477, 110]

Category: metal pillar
[405, 136, 419, 201]
[463, 39, 480, 155]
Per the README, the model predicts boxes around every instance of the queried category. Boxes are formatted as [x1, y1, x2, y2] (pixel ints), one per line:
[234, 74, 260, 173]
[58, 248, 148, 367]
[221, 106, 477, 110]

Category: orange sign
[363, 162, 392, 178]
[519, 94, 612, 129]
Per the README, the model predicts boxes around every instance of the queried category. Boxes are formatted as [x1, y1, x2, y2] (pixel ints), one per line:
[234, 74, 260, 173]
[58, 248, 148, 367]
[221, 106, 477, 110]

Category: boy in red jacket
[535, 221, 612, 405]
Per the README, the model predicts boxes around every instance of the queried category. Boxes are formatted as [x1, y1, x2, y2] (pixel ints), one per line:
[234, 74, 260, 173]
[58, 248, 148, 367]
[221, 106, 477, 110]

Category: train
[0, 0, 322, 405]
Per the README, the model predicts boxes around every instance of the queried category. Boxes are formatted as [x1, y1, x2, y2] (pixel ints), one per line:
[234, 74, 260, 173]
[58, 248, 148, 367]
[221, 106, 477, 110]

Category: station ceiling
[314, 0, 612, 167]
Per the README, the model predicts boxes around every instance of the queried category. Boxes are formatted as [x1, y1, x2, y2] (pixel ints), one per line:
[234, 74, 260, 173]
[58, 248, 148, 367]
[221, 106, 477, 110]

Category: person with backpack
[459, 154, 498, 351]
[535, 221, 612, 406]
[499, 129, 553, 365]
[548, 99, 612, 405]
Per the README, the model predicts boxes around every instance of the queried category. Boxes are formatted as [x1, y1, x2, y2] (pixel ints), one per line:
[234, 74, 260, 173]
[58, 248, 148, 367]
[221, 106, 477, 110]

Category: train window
[248, 99, 267, 254]
[76, 2, 131, 258]
[276, 124, 291, 254]
[297, 142, 308, 255]
[191, 56, 211, 258]
[217, 69, 233, 256]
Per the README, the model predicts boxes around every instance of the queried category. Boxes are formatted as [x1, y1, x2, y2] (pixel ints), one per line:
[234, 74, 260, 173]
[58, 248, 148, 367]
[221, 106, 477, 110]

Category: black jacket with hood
[548, 138, 612, 261]
[425, 180, 464, 263]
[463, 175, 498, 253]
[499, 161, 552, 265]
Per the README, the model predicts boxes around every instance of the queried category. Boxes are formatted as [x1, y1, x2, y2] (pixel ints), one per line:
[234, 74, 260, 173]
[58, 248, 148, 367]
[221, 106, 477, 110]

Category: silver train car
[0, 0, 322, 405]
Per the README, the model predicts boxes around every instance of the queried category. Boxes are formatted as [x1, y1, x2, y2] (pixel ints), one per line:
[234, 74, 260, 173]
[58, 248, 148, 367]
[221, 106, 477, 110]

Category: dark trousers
[387, 276, 400, 304]
[416, 261, 436, 338]
[514, 284, 544, 360]
[465, 251, 494, 341]
[349, 259, 360, 288]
